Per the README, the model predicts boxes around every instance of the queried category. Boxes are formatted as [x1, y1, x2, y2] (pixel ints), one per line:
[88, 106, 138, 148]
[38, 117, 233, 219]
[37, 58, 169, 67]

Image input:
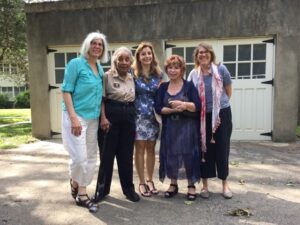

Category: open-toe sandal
[164, 184, 178, 198]
[139, 184, 151, 197]
[70, 179, 78, 200]
[147, 180, 159, 195]
[76, 194, 98, 213]
[186, 185, 197, 201]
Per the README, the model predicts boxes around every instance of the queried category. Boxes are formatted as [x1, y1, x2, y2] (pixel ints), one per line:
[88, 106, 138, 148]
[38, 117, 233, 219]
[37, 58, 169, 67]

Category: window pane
[253, 44, 266, 60]
[66, 53, 77, 63]
[15, 87, 20, 96]
[172, 47, 184, 57]
[186, 47, 195, 63]
[224, 63, 236, 79]
[253, 62, 266, 78]
[223, 45, 236, 61]
[54, 53, 65, 67]
[55, 69, 64, 84]
[20, 86, 25, 92]
[185, 64, 194, 79]
[238, 63, 250, 79]
[238, 45, 251, 61]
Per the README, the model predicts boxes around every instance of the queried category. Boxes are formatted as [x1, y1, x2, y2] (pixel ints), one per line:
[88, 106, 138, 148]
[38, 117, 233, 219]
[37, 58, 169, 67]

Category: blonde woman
[132, 42, 162, 197]
[187, 43, 233, 199]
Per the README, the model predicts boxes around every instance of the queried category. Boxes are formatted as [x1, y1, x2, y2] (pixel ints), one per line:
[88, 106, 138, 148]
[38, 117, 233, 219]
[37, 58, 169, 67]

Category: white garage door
[165, 37, 274, 140]
[47, 43, 138, 135]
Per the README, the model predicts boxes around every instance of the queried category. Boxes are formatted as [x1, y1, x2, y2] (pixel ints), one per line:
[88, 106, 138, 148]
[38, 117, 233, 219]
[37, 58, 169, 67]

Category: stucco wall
[25, 0, 300, 141]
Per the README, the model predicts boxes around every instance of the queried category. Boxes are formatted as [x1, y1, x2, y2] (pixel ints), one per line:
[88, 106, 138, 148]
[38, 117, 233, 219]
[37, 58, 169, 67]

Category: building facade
[25, 0, 300, 141]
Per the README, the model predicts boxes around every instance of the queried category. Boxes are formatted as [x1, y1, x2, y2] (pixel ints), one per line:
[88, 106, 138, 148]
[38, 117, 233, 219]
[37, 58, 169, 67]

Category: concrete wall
[25, 0, 300, 141]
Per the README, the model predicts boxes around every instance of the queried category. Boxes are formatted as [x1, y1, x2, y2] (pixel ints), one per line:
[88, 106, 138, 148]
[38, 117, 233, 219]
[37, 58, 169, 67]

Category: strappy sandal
[139, 184, 151, 197]
[75, 194, 98, 213]
[147, 180, 159, 195]
[70, 179, 78, 200]
[186, 185, 197, 201]
[164, 184, 178, 198]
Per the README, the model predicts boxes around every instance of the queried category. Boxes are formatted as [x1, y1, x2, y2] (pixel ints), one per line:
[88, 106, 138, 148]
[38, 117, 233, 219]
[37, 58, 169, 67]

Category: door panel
[166, 38, 274, 140]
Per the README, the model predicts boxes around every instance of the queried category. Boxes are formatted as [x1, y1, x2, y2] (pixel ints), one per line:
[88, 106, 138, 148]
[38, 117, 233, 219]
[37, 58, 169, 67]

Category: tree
[0, 0, 28, 87]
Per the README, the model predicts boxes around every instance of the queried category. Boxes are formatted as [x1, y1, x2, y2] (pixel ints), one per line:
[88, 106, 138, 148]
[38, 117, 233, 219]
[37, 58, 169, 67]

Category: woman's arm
[63, 92, 82, 136]
[100, 101, 110, 132]
[224, 84, 232, 99]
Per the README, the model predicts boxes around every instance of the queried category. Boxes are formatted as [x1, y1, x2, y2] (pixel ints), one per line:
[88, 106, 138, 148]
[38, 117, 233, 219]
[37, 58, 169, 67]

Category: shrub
[0, 93, 13, 108]
[15, 90, 30, 108]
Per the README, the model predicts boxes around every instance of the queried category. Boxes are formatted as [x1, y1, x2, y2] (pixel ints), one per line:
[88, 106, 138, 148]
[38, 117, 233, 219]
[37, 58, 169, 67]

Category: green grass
[0, 109, 31, 124]
[0, 109, 37, 149]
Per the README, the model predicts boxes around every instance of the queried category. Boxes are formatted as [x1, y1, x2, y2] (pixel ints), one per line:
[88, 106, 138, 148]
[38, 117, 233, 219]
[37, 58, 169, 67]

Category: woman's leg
[135, 140, 151, 196]
[134, 140, 146, 184]
[145, 140, 158, 193]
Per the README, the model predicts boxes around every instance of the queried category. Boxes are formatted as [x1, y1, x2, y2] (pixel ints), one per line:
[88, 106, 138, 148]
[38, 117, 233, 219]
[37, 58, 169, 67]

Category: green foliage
[297, 126, 300, 137]
[15, 90, 30, 108]
[0, 93, 13, 108]
[0, 0, 28, 86]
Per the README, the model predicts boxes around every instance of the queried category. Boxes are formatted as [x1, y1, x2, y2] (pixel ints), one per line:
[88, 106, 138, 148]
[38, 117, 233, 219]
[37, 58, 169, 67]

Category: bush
[15, 90, 30, 108]
[0, 93, 13, 108]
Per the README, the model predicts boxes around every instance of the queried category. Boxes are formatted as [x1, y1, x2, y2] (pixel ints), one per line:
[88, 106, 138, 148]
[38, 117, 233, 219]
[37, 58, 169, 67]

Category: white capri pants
[62, 111, 99, 186]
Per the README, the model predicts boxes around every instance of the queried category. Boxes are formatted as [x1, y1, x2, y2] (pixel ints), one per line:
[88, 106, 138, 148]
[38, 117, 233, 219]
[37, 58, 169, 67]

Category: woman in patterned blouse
[132, 42, 162, 197]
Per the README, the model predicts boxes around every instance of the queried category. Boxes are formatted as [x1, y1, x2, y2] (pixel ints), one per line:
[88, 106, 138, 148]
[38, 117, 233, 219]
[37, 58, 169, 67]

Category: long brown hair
[132, 41, 161, 78]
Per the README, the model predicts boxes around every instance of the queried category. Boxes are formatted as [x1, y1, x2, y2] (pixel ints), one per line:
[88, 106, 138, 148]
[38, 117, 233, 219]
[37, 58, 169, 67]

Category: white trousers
[62, 111, 99, 187]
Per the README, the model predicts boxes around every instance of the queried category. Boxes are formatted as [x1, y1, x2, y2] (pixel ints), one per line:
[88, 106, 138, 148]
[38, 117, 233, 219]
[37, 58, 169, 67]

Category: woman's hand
[169, 100, 187, 112]
[100, 116, 111, 133]
[70, 116, 82, 136]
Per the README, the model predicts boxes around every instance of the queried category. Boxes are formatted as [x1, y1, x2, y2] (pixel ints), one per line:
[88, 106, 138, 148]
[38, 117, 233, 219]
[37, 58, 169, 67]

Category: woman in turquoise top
[61, 31, 108, 213]
[132, 42, 162, 197]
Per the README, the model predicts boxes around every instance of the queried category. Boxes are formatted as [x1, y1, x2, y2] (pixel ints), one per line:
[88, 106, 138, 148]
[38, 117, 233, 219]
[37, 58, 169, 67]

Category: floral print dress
[134, 74, 161, 140]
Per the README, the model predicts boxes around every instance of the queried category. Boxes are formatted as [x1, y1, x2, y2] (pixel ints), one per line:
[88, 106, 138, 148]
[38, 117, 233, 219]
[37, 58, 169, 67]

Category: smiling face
[196, 46, 212, 66]
[116, 52, 132, 75]
[88, 38, 104, 59]
[166, 64, 182, 81]
[139, 47, 153, 67]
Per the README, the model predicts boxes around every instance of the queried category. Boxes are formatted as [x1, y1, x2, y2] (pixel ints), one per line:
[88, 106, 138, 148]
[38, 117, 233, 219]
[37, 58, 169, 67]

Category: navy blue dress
[155, 80, 201, 183]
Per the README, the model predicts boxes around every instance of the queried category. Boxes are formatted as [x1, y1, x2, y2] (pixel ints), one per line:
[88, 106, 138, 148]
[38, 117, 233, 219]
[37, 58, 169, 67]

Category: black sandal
[147, 180, 159, 195]
[139, 184, 151, 197]
[164, 184, 178, 198]
[187, 185, 197, 201]
[75, 194, 98, 213]
[70, 179, 78, 200]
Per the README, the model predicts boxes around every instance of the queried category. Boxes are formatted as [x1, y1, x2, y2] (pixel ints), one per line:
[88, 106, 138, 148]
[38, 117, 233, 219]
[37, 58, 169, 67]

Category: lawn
[0, 109, 37, 149]
[0, 109, 31, 124]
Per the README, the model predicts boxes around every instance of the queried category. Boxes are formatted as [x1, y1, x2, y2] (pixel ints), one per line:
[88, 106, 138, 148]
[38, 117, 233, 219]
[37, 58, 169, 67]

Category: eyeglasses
[199, 50, 209, 55]
[91, 41, 103, 47]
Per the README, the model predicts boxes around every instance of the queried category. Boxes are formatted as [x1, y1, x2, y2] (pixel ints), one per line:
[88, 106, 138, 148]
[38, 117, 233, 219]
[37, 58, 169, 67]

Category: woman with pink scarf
[187, 43, 233, 199]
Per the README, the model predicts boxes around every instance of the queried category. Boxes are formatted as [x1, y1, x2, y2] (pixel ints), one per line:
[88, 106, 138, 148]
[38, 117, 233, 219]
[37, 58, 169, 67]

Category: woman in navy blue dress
[155, 55, 201, 201]
[132, 42, 162, 197]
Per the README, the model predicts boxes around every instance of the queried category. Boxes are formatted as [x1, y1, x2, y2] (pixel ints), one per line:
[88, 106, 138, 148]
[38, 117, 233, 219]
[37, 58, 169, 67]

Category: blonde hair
[80, 31, 109, 63]
[132, 41, 161, 78]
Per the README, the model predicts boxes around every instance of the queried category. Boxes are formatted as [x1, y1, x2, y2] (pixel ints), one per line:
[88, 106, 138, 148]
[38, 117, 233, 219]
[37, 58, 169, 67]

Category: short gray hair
[80, 31, 109, 63]
[111, 47, 133, 72]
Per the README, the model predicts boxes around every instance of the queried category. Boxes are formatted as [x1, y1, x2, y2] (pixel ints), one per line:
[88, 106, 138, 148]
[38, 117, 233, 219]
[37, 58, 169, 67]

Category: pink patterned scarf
[198, 63, 223, 162]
